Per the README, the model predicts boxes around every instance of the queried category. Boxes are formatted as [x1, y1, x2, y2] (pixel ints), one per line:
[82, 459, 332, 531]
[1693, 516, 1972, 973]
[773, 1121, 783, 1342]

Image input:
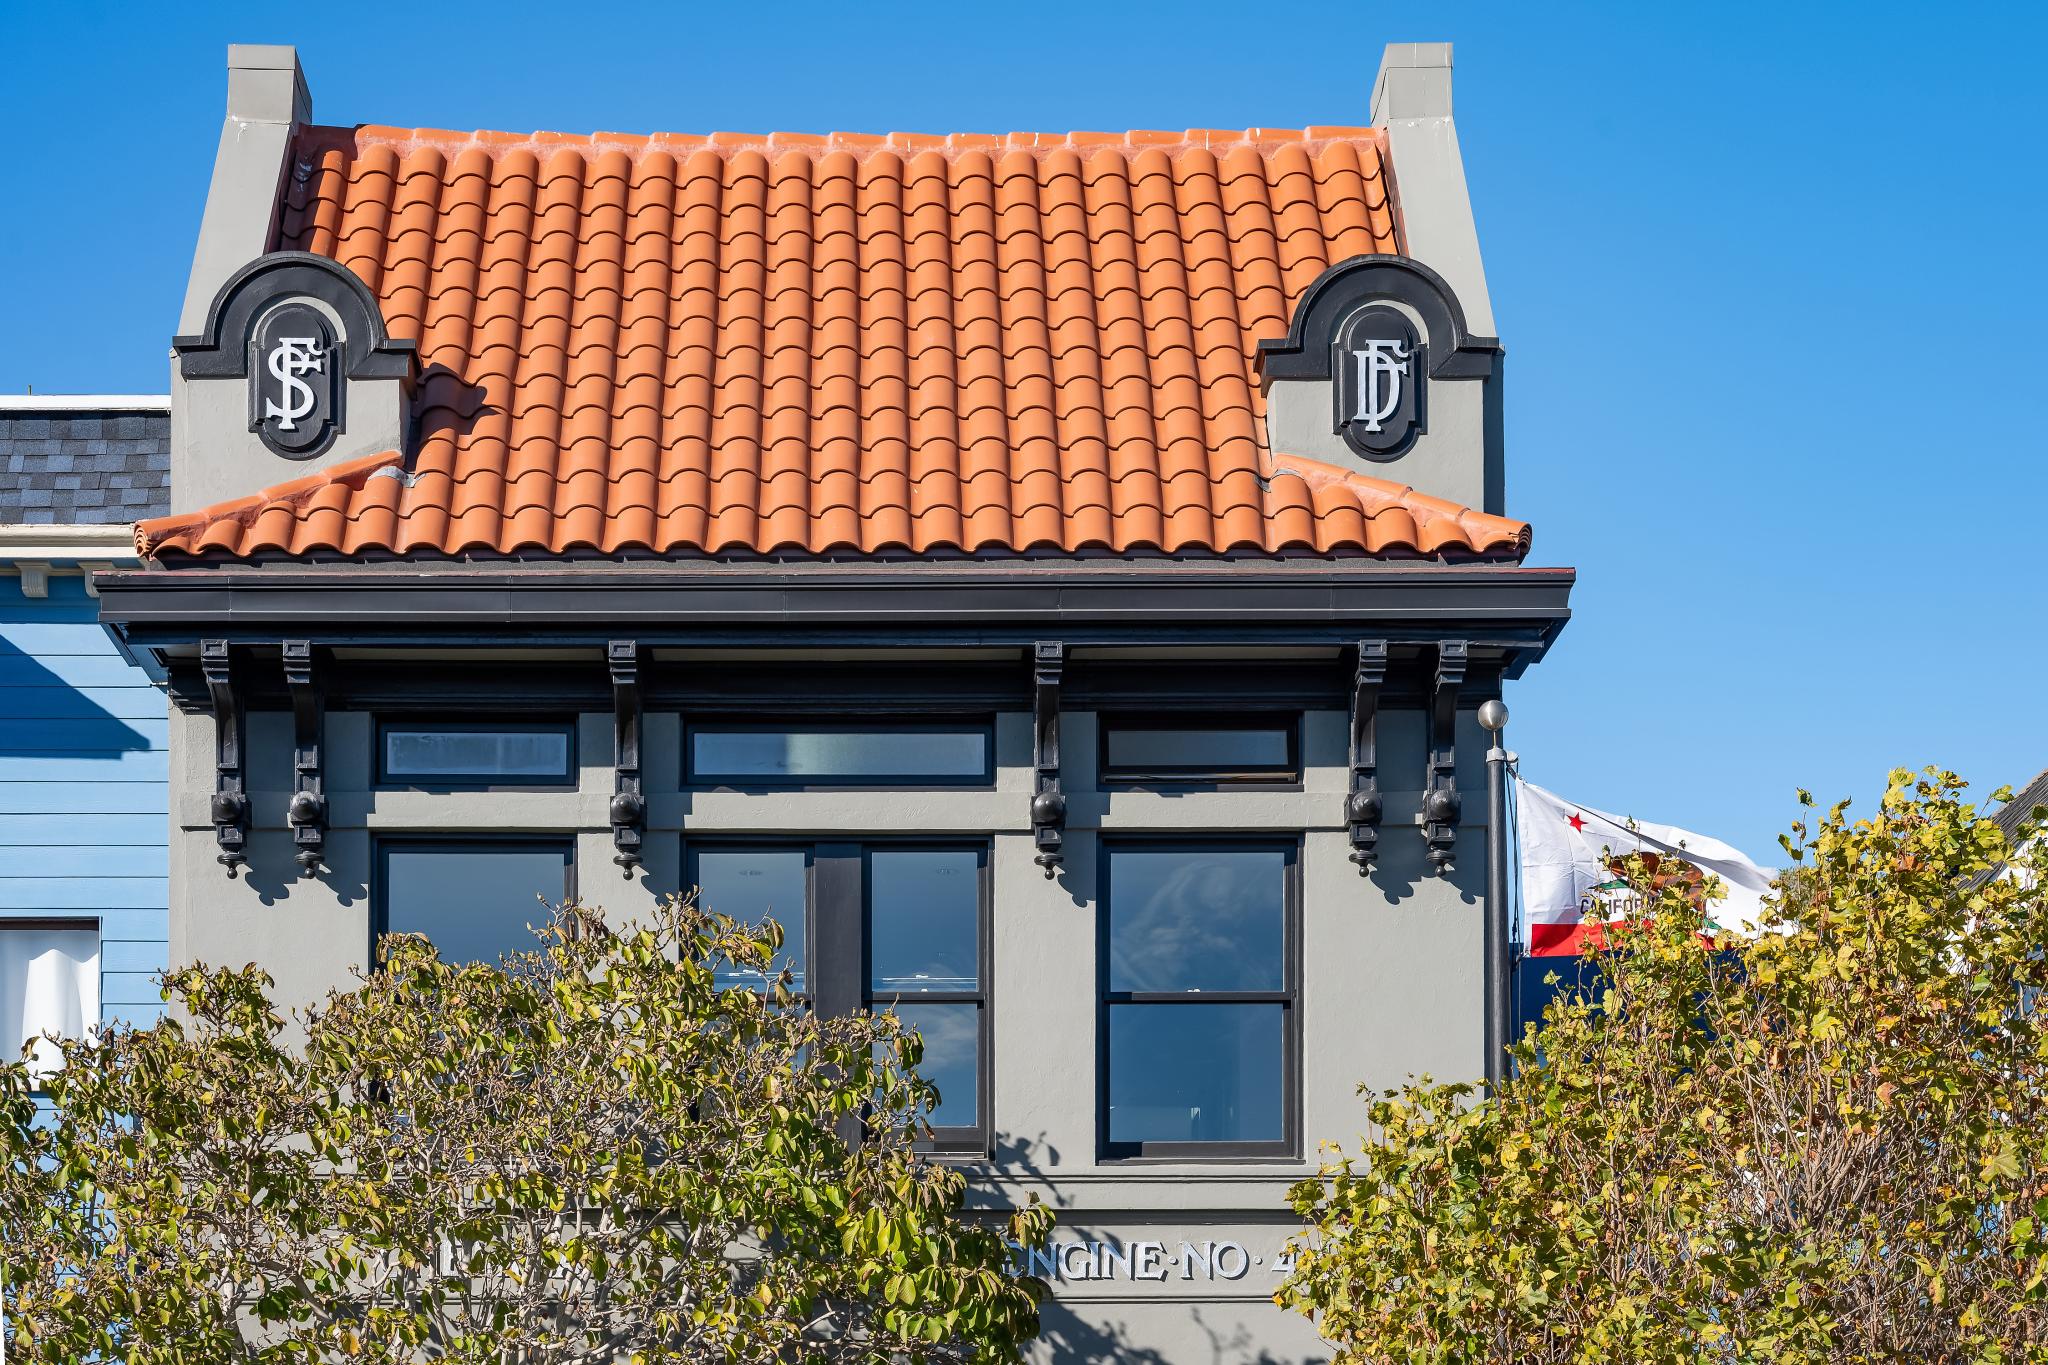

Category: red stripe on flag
[1527, 921, 1606, 956]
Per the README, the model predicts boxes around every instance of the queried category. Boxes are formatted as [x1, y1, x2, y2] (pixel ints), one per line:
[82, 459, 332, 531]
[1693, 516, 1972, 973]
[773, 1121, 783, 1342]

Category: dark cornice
[97, 560, 1574, 679]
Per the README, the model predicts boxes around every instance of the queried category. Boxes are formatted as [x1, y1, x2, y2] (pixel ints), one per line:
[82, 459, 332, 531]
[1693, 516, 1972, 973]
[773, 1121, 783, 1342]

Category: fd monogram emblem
[1333, 306, 1425, 461]
[249, 301, 342, 458]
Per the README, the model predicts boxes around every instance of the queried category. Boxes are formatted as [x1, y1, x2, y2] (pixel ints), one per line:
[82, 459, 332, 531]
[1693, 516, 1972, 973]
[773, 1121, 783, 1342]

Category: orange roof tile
[142, 122, 1530, 562]
[136, 447, 1529, 560]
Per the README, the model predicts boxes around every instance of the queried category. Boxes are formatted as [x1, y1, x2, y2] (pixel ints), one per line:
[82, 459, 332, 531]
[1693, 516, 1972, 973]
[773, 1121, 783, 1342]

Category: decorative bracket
[1031, 641, 1066, 878]
[201, 640, 247, 876]
[1425, 640, 1469, 876]
[282, 640, 326, 872]
[609, 640, 645, 876]
[1346, 640, 1390, 874]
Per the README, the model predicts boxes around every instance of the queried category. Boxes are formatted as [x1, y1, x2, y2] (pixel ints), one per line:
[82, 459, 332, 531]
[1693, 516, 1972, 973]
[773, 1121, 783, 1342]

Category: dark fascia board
[97, 562, 1573, 675]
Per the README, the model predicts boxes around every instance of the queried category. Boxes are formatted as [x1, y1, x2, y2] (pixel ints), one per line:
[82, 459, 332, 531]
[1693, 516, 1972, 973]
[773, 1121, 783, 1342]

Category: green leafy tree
[1, 894, 1050, 1364]
[1282, 769, 2048, 1363]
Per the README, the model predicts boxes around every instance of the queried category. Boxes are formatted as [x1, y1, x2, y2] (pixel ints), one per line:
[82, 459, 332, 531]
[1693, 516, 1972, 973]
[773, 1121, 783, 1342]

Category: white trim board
[0, 395, 170, 412]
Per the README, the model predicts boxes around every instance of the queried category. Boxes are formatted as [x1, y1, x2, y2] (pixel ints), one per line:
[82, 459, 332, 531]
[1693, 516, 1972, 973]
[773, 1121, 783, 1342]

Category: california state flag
[1515, 778, 1774, 956]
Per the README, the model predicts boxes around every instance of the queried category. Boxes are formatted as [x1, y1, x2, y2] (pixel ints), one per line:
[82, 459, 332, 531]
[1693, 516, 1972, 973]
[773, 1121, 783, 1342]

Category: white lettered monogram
[264, 336, 327, 432]
[248, 300, 342, 458]
[1332, 305, 1426, 461]
[1351, 337, 1411, 434]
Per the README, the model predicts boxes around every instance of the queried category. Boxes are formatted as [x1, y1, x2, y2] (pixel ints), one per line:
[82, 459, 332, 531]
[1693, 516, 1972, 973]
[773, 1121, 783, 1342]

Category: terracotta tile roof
[141, 122, 1531, 562]
[135, 447, 1529, 559]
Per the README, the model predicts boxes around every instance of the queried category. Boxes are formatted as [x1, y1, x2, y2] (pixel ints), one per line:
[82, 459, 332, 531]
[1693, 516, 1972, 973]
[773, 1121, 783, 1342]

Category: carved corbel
[1031, 641, 1066, 877]
[282, 640, 326, 872]
[609, 640, 645, 876]
[1346, 640, 1390, 873]
[1425, 640, 1469, 875]
[201, 640, 247, 875]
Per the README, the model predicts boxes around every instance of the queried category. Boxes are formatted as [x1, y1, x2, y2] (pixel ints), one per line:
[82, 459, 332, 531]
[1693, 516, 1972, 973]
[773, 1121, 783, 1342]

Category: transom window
[688, 842, 989, 1154]
[377, 719, 575, 786]
[1101, 842, 1297, 1159]
[374, 839, 574, 966]
[1098, 713, 1299, 784]
[686, 721, 992, 786]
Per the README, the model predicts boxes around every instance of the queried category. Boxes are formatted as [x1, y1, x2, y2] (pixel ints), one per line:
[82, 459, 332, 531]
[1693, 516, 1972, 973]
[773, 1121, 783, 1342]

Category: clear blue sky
[5, 1, 2043, 863]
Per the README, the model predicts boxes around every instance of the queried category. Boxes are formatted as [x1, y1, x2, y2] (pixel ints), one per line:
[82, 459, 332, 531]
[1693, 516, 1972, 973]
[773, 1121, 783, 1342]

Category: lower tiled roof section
[1, 407, 171, 524]
[134, 448, 1530, 561]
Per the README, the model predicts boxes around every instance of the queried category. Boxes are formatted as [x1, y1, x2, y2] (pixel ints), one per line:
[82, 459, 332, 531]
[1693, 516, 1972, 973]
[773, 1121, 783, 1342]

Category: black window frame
[687, 837, 993, 1158]
[1097, 711, 1302, 787]
[684, 717, 996, 790]
[374, 716, 578, 790]
[861, 843, 992, 1157]
[1097, 837, 1301, 1162]
[686, 842, 818, 1000]
[371, 835, 576, 966]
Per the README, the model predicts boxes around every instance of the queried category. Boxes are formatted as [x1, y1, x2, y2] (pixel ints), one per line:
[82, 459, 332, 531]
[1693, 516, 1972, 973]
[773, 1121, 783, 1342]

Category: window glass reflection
[695, 850, 808, 991]
[1107, 848, 1286, 993]
[1103, 725, 1291, 773]
[690, 728, 987, 781]
[383, 726, 570, 780]
[382, 845, 568, 966]
[1106, 1003, 1284, 1145]
[890, 1002, 978, 1128]
[869, 850, 979, 993]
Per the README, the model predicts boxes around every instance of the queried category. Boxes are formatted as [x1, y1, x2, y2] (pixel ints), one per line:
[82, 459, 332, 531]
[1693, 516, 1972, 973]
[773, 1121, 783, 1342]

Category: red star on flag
[1568, 812, 1586, 832]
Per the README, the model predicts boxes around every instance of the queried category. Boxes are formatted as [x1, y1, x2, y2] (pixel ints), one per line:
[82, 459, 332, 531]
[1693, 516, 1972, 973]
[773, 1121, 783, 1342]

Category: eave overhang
[95, 560, 1574, 681]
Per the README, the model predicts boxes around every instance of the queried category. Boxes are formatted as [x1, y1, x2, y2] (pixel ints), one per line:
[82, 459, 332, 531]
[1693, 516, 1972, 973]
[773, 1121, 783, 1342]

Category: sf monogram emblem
[1333, 306, 1425, 461]
[264, 337, 327, 431]
[248, 301, 342, 458]
[1351, 339, 1411, 434]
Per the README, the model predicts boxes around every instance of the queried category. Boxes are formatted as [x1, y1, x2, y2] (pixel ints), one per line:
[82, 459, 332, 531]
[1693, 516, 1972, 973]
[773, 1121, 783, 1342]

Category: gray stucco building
[98, 42, 1574, 1362]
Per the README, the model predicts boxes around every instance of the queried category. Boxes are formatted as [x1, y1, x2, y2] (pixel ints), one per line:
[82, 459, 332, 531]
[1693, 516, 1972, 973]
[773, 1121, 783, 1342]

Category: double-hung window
[0, 917, 98, 1079]
[689, 842, 990, 1155]
[1101, 842, 1297, 1159]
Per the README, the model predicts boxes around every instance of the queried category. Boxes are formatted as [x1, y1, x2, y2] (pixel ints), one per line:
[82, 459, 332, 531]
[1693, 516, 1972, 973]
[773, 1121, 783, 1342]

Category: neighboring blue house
[0, 396, 169, 1070]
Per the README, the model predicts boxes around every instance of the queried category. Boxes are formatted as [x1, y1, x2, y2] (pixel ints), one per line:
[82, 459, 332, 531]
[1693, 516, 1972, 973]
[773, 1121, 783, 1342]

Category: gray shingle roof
[0, 404, 171, 524]
[1991, 767, 2048, 851]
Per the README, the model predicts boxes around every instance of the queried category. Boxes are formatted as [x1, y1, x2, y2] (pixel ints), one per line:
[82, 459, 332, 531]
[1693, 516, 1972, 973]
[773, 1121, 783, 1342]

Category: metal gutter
[96, 562, 1574, 673]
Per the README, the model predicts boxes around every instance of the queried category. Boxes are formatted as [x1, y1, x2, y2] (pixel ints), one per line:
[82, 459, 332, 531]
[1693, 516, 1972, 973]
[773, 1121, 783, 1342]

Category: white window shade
[0, 925, 99, 1079]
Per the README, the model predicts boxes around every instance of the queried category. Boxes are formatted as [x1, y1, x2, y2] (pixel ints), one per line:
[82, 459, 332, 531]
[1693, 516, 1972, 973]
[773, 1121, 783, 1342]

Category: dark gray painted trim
[98, 566, 1571, 645]
[1256, 255, 1501, 383]
[174, 252, 417, 382]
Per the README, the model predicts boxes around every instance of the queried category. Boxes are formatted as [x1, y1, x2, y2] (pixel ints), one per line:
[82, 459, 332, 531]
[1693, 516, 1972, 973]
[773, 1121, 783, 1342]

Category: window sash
[863, 846, 988, 1152]
[689, 845, 815, 996]
[686, 721, 994, 787]
[372, 838, 576, 967]
[689, 840, 991, 1156]
[1098, 712, 1301, 785]
[1098, 840, 1299, 1160]
[376, 719, 577, 787]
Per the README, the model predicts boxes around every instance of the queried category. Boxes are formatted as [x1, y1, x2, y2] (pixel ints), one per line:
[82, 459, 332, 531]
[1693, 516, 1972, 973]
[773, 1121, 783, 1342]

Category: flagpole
[1478, 699, 1512, 1091]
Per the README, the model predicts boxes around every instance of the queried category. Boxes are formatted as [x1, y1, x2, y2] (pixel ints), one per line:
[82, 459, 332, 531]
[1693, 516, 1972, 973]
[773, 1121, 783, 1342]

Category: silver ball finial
[1477, 699, 1509, 733]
